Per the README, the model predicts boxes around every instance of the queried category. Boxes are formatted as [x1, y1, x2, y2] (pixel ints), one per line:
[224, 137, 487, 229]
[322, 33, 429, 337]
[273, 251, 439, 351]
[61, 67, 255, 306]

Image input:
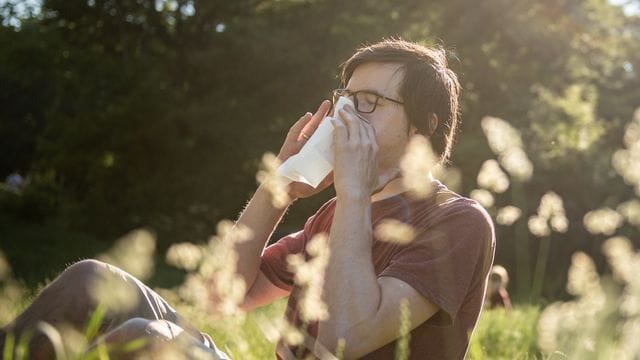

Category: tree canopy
[1, 0, 639, 299]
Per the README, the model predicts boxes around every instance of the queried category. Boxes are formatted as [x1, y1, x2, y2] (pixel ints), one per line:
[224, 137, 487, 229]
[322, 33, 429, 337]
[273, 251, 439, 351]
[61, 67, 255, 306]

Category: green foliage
[529, 84, 606, 163]
[0, 0, 639, 300]
[201, 301, 287, 359]
[468, 306, 543, 360]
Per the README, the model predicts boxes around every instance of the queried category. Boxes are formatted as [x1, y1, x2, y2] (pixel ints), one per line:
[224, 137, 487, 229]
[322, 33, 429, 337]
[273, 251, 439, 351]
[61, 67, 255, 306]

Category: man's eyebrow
[345, 88, 393, 97]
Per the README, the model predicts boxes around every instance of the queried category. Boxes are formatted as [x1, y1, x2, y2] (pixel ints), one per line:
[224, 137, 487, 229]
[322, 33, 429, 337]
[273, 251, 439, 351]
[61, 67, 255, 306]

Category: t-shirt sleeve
[379, 201, 494, 326]
[260, 229, 306, 292]
[260, 198, 336, 292]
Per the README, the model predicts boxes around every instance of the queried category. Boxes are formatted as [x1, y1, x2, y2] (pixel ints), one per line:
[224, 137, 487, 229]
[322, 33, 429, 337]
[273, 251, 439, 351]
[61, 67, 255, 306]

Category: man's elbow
[316, 323, 373, 359]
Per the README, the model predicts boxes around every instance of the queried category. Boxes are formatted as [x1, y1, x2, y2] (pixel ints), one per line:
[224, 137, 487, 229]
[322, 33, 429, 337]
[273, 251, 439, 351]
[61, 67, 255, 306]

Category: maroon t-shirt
[260, 180, 495, 359]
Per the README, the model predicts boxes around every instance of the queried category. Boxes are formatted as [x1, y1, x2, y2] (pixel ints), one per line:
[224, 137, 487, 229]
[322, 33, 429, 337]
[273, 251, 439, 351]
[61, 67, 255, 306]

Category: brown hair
[340, 39, 461, 164]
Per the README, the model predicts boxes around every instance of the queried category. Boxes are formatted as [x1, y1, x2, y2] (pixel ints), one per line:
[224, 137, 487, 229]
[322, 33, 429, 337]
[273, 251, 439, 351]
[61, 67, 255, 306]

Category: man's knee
[33, 259, 110, 302]
[104, 317, 152, 342]
[108, 318, 184, 341]
[62, 259, 109, 284]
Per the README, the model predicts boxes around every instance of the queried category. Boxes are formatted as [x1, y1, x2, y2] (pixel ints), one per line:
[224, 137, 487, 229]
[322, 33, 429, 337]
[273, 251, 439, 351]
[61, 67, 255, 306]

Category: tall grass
[468, 306, 543, 360]
[1, 108, 639, 358]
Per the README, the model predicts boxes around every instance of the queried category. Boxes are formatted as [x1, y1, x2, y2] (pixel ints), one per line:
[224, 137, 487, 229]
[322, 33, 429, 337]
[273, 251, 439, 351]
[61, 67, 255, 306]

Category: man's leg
[0, 259, 213, 359]
[86, 318, 230, 360]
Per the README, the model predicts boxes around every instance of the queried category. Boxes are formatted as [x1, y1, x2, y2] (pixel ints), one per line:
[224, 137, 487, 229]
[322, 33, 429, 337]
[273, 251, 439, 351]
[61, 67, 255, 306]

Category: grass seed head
[97, 229, 156, 280]
[400, 135, 436, 199]
[374, 219, 416, 244]
[257, 152, 291, 209]
[617, 199, 640, 227]
[583, 207, 624, 235]
[477, 159, 510, 193]
[286, 234, 330, 322]
[166, 242, 203, 271]
[496, 206, 522, 226]
[481, 117, 524, 154]
[498, 147, 533, 181]
[470, 188, 495, 208]
[528, 215, 551, 237]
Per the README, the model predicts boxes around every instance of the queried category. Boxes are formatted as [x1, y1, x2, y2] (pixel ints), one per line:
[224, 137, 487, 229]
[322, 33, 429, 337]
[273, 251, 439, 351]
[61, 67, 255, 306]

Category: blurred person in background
[485, 265, 513, 311]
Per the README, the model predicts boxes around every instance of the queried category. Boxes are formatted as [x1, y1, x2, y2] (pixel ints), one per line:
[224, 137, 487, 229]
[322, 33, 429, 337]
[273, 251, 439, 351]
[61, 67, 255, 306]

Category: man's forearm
[318, 194, 381, 350]
[234, 185, 290, 290]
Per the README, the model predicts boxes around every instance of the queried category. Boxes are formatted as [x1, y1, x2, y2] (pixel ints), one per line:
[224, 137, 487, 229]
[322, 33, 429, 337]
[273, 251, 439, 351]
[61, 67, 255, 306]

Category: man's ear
[409, 113, 439, 136]
[428, 113, 439, 135]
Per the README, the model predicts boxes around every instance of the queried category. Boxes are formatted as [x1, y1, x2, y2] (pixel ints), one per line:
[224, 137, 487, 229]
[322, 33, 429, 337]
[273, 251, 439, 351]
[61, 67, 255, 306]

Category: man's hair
[340, 39, 461, 164]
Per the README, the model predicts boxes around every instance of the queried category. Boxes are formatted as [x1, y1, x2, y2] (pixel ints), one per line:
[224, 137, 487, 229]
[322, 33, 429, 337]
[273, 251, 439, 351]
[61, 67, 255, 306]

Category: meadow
[1, 2, 639, 357]
[2, 109, 640, 359]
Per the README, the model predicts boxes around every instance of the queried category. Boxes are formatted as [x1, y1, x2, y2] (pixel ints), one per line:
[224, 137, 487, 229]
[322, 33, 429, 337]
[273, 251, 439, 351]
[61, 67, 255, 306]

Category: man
[0, 39, 495, 359]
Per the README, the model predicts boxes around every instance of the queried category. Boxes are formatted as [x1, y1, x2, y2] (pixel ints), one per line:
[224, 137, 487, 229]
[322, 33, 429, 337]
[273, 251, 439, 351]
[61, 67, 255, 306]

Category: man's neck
[370, 172, 434, 203]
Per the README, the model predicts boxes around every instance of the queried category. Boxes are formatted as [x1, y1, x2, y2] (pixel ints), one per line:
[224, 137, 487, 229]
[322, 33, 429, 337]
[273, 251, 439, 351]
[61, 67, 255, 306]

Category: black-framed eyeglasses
[332, 88, 404, 114]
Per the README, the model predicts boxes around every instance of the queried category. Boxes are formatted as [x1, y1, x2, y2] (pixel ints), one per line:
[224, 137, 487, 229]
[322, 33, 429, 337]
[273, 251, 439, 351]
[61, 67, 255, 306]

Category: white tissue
[277, 96, 354, 188]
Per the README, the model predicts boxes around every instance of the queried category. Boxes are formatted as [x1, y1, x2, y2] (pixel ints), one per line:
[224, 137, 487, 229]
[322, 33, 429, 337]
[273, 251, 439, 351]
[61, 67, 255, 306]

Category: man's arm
[315, 105, 440, 357]
[228, 100, 333, 310]
[234, 184, 292, 310]
[316, 193, 440, 358]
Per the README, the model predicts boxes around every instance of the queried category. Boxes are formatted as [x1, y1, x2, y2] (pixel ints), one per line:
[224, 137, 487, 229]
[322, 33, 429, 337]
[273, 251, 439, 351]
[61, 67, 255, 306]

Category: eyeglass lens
[333, 90, 378, 114]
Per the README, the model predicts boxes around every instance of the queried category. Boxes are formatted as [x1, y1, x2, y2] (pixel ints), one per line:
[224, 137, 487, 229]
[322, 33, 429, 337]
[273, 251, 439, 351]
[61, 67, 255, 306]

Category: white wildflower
[90, 267, 141, 313]
[278, 319, 305, 346]
[91, 229, 157, 313]
[496, 206, 522, 226]
[433, 165, 462, 193]
[602, 236, 636, 285]
[538, 192, 565, 220]
[528, 215, 551, 237]
[566, 252, 601, 297]
[481, 116, 533, 181]
[470, 188, 495, 208]
[287, 234, 330, 322]
[498, 147, 533, 181]
[166, 242, 203, 271]
[374, 219, 416, 244]
[583, 207, 624, 235]
[256, 152, 291, 209]
[97, 229, 156, 280]
[477, 159, 510, 193]
[612, 111, 640, 196]
[537, 222, 640, 358]
[481, 116, 524, 153]
[206, 225, 249, 315]
[550, 215, 569, 233]
[400, 135, 437, 199]
[617, 199, 640, 227]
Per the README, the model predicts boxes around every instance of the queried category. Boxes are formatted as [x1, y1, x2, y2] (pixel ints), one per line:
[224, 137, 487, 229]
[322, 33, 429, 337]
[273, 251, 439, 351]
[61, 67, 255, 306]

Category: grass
[202, 304, 547, 360]
[195, 300, 287, 359]
[2, 298, 545, 359]
[468, 305, 543, 360]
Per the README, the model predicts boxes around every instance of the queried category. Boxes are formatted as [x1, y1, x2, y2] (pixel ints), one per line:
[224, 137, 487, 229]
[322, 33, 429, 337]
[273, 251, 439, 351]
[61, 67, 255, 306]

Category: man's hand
[277, 100, 333, 201]
[331, 105, 384, 198]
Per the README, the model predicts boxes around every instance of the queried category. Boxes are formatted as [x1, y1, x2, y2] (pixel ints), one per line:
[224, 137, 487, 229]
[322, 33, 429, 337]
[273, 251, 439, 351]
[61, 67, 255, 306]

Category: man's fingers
[337, 108, 357, 141]
[299, 100, 331, 141]
[289, 112, 313, 138]
[363, 120, 378, 151]
[332, 118, 348, 145]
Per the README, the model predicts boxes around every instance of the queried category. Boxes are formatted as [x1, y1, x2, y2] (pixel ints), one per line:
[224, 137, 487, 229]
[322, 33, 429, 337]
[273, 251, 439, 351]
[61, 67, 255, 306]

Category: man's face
[344, 62, 413, 176]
